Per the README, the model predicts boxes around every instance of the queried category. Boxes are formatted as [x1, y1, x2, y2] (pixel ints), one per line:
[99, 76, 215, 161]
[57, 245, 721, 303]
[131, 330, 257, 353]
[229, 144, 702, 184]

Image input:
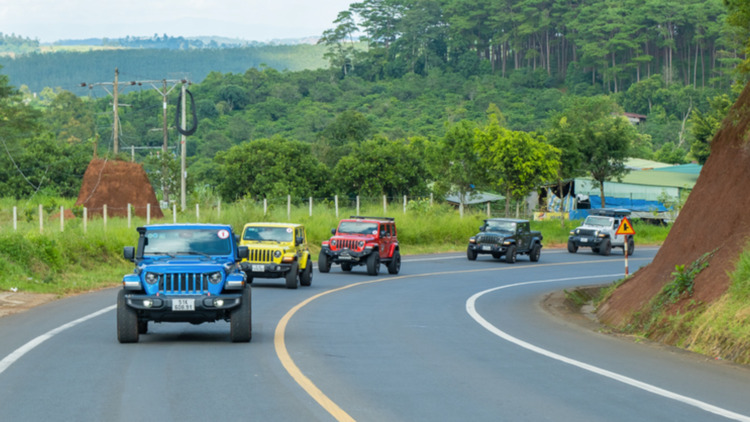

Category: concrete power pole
[180, 83, 187, 211]
[113, 68, 119, 155]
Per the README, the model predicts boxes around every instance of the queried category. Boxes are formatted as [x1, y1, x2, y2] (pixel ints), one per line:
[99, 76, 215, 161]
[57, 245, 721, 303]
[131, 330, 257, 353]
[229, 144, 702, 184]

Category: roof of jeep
[484, 218, 529, 223]
[242, 222, 303, 228]
[342, 216, 395, 223]
[141, 223, 232, 230]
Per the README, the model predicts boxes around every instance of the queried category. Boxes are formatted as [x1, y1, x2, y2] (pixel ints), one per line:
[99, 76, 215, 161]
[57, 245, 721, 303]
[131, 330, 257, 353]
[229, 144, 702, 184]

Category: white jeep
[568, 208, 634, 256]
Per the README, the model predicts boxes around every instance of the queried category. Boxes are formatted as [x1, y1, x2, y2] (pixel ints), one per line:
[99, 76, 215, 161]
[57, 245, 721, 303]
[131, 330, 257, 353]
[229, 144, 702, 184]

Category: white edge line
[0, 305, 115, 376]
[466, 275, 750, 422]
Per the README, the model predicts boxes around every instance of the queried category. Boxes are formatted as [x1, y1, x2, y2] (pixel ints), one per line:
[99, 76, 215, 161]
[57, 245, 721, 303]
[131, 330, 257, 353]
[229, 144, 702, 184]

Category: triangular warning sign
[616, 216, 636, 235]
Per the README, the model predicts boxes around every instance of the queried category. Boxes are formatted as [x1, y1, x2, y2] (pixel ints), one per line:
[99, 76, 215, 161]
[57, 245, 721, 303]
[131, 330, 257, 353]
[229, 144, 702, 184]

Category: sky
[0, 0, 355, 43]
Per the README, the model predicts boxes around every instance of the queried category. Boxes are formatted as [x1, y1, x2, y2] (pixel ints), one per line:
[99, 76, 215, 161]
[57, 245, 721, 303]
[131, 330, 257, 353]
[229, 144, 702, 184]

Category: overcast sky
[0, 0, 354, 43]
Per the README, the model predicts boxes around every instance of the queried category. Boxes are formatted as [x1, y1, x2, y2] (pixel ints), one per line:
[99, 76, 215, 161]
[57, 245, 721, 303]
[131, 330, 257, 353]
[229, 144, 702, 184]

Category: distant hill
[0, 43, 329, 93]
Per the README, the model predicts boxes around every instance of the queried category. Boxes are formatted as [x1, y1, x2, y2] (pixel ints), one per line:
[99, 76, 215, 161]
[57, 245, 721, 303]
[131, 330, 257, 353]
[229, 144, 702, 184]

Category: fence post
[103, 204, 108, 231]
[383, 195, 387, 215]
[173, 204, 177, 223]
[356, 195, 360, 216]
[147, 203, 151, 225]
[128, 203, 132, 228]
[38, 204, 43, 233]
[309, 197, 313, 217]
[196, 204, 200, 222]
[487, 202, 490, 217]
[430, 192, 433, 207]
[13, 206, 17, 231]
[335, 195, 339, 218]
[287, 195, 291, 220]
[459, 202, 464, 218]
[403, 195, 407, 214]
[83, 207, 87, 234]
[60, 206, 64, 232]
[264, 198, 267, 216]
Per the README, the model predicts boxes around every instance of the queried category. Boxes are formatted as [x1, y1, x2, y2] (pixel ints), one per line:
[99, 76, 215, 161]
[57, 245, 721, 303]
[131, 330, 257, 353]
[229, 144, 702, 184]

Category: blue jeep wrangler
[118, 224, 251, 343]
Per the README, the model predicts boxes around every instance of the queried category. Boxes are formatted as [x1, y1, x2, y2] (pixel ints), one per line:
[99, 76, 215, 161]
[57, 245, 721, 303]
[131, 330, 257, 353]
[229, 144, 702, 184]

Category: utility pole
[180, 82, 187, 211]
[113, 68, 119, 154]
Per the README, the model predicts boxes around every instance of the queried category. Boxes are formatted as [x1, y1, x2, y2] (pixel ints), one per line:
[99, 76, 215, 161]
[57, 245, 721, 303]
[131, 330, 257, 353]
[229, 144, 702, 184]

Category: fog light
[214, 298, 224, 307]
[143, 299, 153, 308]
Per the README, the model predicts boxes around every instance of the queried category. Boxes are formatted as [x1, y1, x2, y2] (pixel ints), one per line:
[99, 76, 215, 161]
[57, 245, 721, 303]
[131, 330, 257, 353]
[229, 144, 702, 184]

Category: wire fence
[0, 193, 539, 235]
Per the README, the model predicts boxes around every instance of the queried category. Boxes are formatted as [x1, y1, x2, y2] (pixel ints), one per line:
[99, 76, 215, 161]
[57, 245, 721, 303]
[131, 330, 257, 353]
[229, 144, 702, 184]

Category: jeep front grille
[333, 239, 361, 251]
[577, 229, 597, 237]
[476, 234, 502, 245]
[248, 248, 275, 263]
[158, 272, 210, 294]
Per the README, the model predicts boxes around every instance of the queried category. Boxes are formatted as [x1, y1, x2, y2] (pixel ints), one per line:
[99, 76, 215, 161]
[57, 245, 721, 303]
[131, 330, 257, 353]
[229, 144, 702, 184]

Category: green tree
[689, 93, 732, 164]
[475, 113, 560, 216]
[213, 137, 331, 201]
[333, 136, 430, 198]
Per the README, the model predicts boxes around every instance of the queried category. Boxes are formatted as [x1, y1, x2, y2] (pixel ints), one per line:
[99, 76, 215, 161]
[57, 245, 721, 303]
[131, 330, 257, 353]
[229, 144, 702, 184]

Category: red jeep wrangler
[318, 216, 401, 275]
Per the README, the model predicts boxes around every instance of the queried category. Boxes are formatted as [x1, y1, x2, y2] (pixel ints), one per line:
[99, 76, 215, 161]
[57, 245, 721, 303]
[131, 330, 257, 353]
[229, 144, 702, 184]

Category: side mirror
[331, 228, 336, 235]
[123, 246, 135, 262]
[238, 246, 249, 260]
[296, 236, 304, 245]
[479, 226, 485, 232]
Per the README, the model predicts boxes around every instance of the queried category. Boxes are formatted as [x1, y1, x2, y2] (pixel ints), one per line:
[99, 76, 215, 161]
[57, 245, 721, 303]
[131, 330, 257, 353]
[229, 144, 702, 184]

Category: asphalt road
[1, 246, 750, 422]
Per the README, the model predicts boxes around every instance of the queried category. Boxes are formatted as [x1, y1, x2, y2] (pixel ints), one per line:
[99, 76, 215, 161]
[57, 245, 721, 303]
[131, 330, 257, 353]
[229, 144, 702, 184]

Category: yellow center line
[274, 257, 651, 421]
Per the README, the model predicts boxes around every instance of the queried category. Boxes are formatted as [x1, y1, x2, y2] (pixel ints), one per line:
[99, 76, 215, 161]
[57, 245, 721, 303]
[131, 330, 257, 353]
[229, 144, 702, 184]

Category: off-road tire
[467, 247, 477, 261]
[300, 261, 312, 286]
[244, 271, 253, 285]
[366, 252, 380, 276]
[599, 239, 612, 256]
[230, 285, 252, 343]
[137, 321, 148, 334]
[285, 261, 299, 289]
[626, 237, 635, 256]
[318, 252, 331, 273]
[567, 240, 578, 253]
[117, 290, 139, 343]
[529, 243, 541, 262]
[505, 245, 517, 264]
[387, 250, 401, 274]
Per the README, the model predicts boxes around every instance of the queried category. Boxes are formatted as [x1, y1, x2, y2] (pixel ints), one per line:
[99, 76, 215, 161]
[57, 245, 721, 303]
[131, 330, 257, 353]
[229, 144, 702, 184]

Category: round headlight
[331, 239, 337, 247]
[142, 299, 153, 308]
[273, 250, 282, 258]
[145, 272, 159, 285]
[213, 298, 224, 307]
[357, 241, 364, 248]
[208, 272, 222, 284]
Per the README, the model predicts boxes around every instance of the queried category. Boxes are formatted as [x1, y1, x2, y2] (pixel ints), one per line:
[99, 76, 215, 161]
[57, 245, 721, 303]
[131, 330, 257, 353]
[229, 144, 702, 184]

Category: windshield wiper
[176, 251, 212, 258]
[146, 252, 175, 258]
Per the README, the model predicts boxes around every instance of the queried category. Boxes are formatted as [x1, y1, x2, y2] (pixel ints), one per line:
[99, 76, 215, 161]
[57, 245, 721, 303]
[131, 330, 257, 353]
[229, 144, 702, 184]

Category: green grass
[0, 198, 671, 296]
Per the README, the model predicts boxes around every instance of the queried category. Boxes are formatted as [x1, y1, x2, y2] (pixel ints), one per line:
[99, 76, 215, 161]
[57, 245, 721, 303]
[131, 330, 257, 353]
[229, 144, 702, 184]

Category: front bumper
[568, 235, 604, 247]
[468, 243, 508, 255]
[320, 247, 371, 263]
[240, 261, 292, 278]
[124, 293, 243, 323]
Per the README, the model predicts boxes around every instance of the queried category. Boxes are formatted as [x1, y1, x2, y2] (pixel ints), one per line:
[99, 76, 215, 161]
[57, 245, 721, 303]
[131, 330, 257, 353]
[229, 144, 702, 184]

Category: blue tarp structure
[569, 196, 667, 220]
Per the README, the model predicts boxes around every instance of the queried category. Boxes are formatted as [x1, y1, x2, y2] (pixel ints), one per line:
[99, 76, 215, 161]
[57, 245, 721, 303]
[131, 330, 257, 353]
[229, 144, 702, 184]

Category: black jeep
[467, 218, 543, 263]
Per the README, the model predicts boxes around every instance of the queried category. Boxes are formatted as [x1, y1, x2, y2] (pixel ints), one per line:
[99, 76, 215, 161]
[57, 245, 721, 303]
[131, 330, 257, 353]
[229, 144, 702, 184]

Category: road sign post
[616, 216, 636, 276]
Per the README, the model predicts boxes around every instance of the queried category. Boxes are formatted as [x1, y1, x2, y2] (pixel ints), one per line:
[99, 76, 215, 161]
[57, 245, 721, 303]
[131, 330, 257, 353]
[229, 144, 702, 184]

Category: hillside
[0, 44, 329, 93]
[598, 80, 750, 328]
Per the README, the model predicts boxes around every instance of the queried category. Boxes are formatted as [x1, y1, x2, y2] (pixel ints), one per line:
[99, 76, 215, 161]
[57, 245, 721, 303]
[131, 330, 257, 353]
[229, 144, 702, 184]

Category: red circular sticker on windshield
[217, 229, 230, 239]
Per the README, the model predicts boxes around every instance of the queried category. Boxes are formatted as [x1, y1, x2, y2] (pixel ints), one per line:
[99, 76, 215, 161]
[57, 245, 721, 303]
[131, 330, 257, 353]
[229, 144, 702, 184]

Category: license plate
[482, 245, 492, 251]
[339, 254, 352, 260]
[581, 238, 588, 243]
[172, 298, 195, 311]
[252, 264, 265, 272]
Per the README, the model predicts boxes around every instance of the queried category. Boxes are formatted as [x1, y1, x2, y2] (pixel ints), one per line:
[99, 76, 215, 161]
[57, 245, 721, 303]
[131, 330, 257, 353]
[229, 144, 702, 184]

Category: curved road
[1, 247, 750, 421]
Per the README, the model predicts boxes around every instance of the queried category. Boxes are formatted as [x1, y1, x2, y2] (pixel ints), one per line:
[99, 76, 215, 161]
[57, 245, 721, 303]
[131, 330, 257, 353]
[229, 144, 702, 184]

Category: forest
[0, 0, 747, 212]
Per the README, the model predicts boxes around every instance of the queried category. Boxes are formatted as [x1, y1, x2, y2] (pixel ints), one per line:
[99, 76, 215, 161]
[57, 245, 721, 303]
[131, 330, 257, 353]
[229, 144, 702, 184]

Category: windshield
[584, 216, 613, 227]
[338, 221, 379, 235]
[143, 228, 232, 256]
[485, 220, 516, 232]
[242, 226, 293, 242]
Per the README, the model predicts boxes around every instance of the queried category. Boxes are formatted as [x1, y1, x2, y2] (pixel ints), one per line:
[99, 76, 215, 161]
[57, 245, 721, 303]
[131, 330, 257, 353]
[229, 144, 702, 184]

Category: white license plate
[581, 238, 588, 243]
[172, 298, 195, 311]
[252, 264, 265, 272]
[339, 254, 352, 260]
[482, 245, 492, 251]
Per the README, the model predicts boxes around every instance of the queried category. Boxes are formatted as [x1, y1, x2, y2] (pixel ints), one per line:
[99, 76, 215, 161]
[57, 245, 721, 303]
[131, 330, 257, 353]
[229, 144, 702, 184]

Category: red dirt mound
[75, 158, 164, 219]
[598, 81, 750, 327]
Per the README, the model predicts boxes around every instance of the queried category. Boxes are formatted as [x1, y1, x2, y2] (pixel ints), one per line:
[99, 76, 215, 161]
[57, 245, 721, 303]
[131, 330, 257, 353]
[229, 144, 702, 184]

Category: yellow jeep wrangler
[238, 222, 312, 289]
